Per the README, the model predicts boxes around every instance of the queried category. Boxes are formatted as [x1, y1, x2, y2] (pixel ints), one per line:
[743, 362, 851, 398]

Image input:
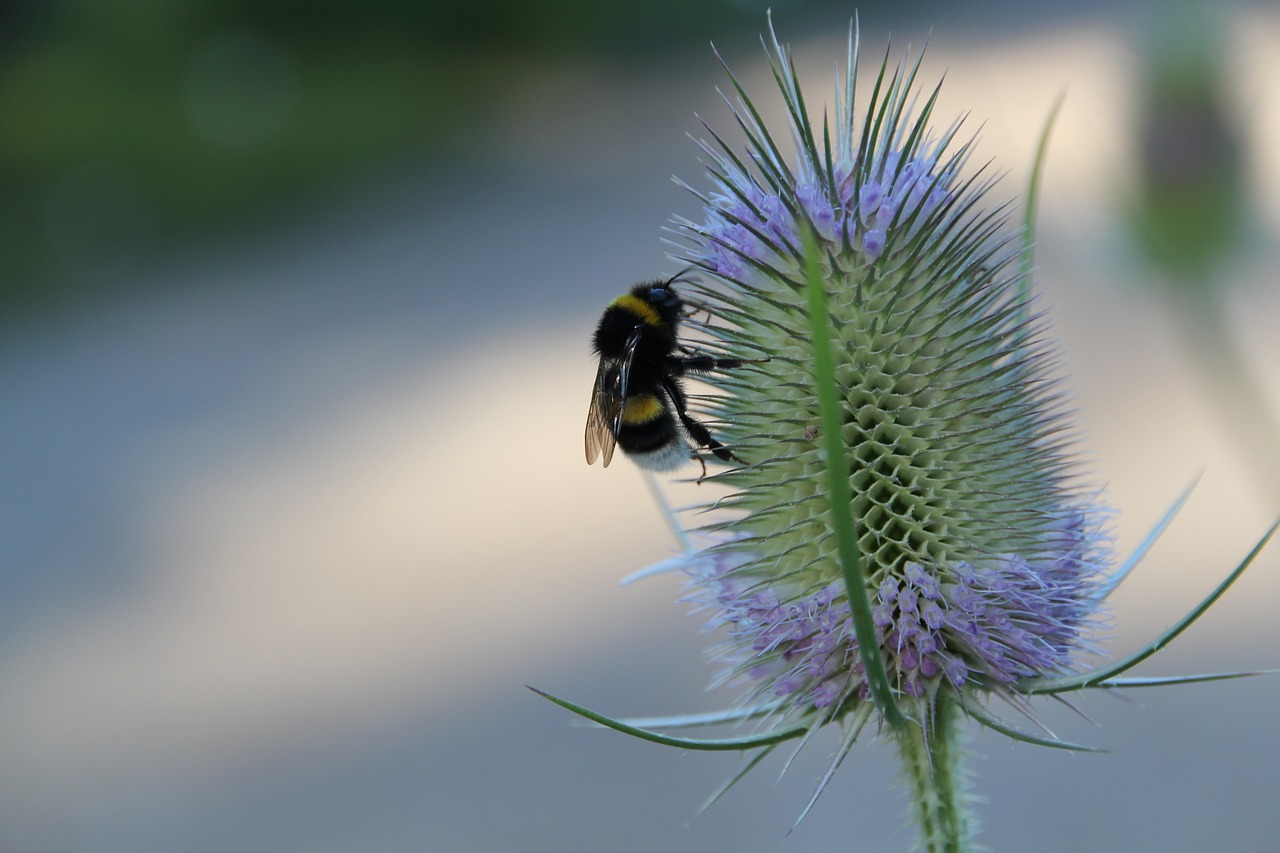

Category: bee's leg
[681, 303, 714, 325]
[674, 354, 770, 374]
[662, 377, 736, 463]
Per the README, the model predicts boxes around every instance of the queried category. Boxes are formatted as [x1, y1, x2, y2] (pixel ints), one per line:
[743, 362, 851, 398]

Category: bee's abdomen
[620, 394, 665, 426]
[617, 393, 678, 453]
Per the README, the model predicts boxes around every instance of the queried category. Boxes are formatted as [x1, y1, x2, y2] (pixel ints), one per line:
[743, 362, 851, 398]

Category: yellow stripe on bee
[621, 394, 665, 425]
[612, 293, 663, 328]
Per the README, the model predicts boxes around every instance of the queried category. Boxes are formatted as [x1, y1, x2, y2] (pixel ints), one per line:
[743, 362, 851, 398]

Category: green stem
[896, 692, 976, 853]
[801, 226, 905, 728]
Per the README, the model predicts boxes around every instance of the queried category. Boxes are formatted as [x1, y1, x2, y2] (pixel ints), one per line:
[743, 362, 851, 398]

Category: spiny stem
[896, 692, 976, 852]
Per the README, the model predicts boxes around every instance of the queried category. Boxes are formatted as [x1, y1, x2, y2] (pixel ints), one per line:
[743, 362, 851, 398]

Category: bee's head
[645, 283, 682, 313]
[646, 268, 698, 324]
[630, 278, 685, 327]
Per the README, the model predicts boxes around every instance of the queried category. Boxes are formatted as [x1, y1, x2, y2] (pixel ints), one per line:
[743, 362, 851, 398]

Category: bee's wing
[585, 328, 641, 468]
[585, 359, 620, 467]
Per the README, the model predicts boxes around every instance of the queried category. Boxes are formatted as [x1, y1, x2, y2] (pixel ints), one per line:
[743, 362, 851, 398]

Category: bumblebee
[585, 275, 760, 472]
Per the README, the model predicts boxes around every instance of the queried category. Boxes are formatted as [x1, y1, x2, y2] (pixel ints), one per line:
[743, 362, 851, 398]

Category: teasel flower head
[666, 20, 1117, 736]
[535, 14, 1276, 847]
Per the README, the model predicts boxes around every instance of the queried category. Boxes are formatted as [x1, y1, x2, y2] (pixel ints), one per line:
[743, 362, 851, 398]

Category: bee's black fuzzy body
[585, 278, 756, 472]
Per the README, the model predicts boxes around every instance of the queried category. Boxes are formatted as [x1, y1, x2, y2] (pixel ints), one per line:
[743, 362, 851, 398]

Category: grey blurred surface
[2, 6, 1280, 852]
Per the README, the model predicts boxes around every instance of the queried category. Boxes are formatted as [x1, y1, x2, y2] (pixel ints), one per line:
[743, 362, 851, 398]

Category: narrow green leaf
[800, 226, 905, 728]
[1016, 91, 1065, 316]
[1095, 474, 1200, 600]
[528, 687, 807, 751]
[964, 700, 1107, 753]
[1021, 520, 1278, 695]
[1088, 670, 1277, 689]
[619, 704, 783, 730]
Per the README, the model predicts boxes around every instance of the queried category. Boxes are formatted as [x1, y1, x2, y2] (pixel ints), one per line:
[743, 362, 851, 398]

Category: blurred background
[2, 0, 1279, 850]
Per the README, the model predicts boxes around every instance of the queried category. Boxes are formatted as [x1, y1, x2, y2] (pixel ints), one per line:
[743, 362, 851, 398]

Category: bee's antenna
[665, 265, 699, 288]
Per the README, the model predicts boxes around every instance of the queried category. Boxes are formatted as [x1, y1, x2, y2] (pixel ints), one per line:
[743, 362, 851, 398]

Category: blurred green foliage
[1, 0, 860, 310]
[1131, 0, 1244, 281]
